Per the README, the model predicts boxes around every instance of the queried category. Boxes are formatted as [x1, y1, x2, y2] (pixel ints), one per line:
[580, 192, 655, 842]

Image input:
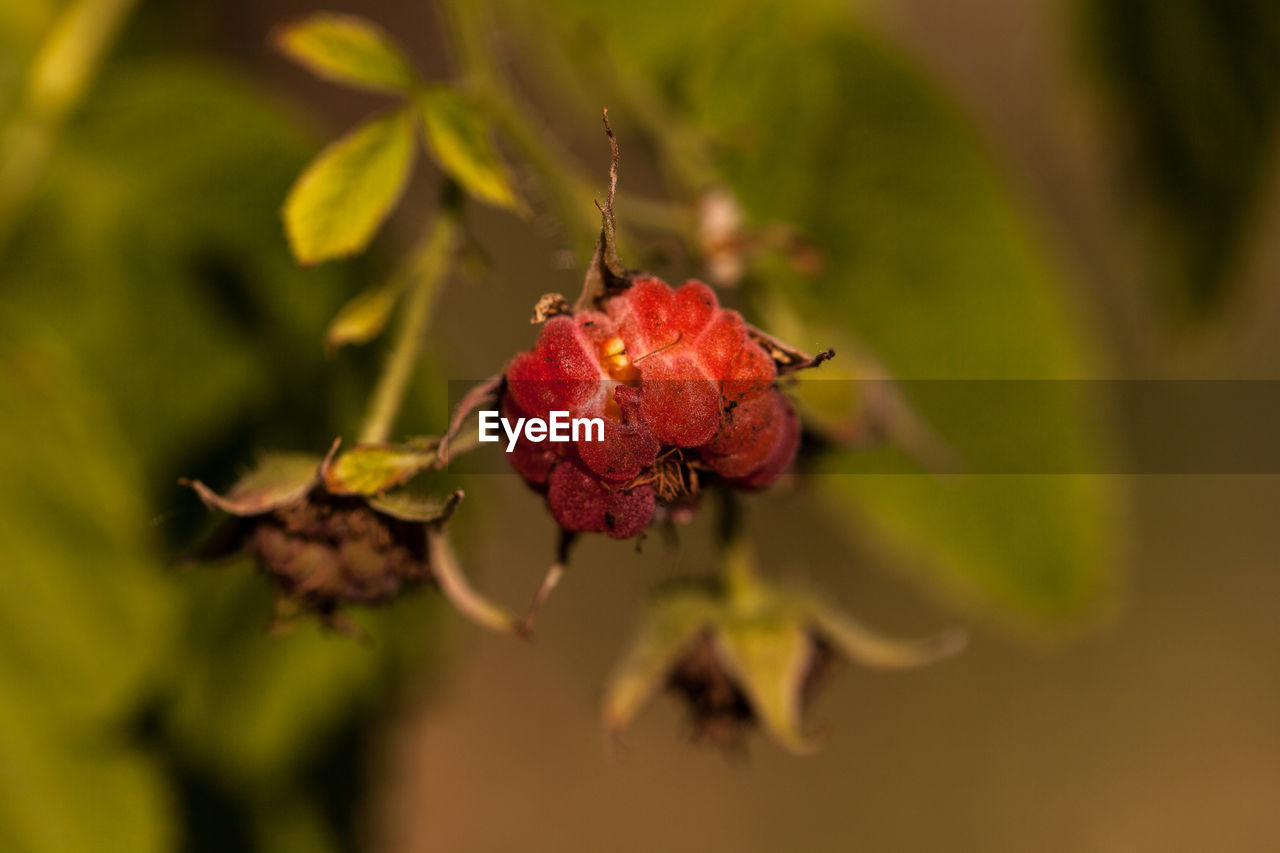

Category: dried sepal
[426, 523, 521, 634]
[530, 292, 571, 324]
[695, 187, 826, 287]
[182, 452, 322, 516]
[712, 615, 819, 754]
[367, 486, 461, 523]
[602, 569, 964, 754]
[602, 585, 720, 737]
[574, 109, 631, 313]
[744, 322, 834, 376]
[803, 594, 967, 669]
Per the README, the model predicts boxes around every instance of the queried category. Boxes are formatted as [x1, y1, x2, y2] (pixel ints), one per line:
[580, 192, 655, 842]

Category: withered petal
[426, 525, 521, 634]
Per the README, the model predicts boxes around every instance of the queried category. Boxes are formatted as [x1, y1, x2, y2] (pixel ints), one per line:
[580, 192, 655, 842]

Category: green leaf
[0, 311, 175, 728]
[326, 279, 402, 350]
[186, 452, 321, 515]
[0, 56, 445, 846]
[0, 312, 175, 852]
[321, 443, 436, 496]
[284, 108, 417, 265]
[0, 697, 174, 853]
[275, 12, 417, 94]
[417, 89, 520, 210]
[669, 14, 1121, 631]
[3, 60, 375, 479]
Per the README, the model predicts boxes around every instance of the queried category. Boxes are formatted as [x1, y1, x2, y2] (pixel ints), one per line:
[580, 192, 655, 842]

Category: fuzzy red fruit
[701, 390, 800, 487]
[547, 458, 655, 538]
[723, 337, 777, 404]
[605, 276, 679, 355]
[576, 385, 661, 482]
[737, 393, 801, 489]
[634, 356, 721, 447]
[693, 311, 748, 379]
[501, 394, 559, 487]
[501, 274, 803, 539]
[701, 392, 783, 480]
[506, 314, 607, 418]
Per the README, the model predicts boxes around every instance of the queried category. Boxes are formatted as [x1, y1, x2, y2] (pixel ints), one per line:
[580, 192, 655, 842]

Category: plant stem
[0, 0, 138, 254]
[358, 206, 460, 445]
[721, 529, 766, 610]
[439, 0, 692, 252]
[442, 0, 595, 242]
[712, 489, 765, 606]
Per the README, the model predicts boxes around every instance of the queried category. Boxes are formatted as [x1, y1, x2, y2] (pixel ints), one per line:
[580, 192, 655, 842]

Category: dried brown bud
[183, 444, 519, 633]
[603, 557, 964, 754]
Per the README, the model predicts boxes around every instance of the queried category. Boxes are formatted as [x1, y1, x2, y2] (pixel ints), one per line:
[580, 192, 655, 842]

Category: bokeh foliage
[0, 50, 444, 852]
[1083, 0, 1280, 311]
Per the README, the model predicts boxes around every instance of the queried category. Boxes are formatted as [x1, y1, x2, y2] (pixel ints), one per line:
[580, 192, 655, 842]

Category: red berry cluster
[503, 276, 799, 539]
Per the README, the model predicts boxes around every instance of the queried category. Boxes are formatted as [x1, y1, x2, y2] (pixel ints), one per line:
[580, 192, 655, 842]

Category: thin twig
[358, 202, 461, 444]
[595, 107, 625, 279]
[428, 522, 522, 634]
[437, 372, 503, 465]
[517, 529, 577, 636]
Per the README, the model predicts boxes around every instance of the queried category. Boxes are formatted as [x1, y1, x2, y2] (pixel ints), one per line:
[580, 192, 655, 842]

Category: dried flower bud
[602, 552, 965, 754]
[183, 443, 519, 634]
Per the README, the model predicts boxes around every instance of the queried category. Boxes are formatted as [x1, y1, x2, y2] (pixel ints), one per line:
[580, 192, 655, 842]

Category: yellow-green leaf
[417, 89, 520, 210]
[713, 617, 817, 755]
[325, 280, 402, 350]
[185, 452, 321, 516]
[274, 13, 416, 94]
[284, 109, 416, 265]
[322, 444, 435, 496]
[802, 594, 966, 670]
[602, 588, 719, 735]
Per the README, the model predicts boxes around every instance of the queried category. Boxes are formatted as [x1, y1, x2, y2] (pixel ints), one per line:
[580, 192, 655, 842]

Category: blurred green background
[1, 0, 1279, 850]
